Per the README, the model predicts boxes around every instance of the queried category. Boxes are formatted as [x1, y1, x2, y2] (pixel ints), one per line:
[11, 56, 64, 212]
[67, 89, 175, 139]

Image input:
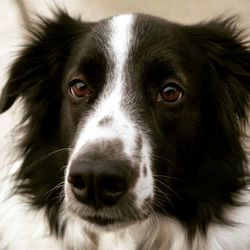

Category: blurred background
[0, 0, 250, 162]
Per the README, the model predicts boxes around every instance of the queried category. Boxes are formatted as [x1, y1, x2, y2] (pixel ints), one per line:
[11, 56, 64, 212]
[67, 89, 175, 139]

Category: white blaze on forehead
[110, 14, 134, 77]
[72, 14, 135, 156]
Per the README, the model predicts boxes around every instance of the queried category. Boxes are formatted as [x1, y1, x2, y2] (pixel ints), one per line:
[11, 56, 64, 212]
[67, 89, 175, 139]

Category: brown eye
[158, 83, 183, 103]
[70, 80, 92, 98]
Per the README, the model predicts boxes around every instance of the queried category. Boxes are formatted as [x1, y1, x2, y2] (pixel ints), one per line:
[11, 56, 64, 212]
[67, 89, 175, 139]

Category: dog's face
[1, 12, 250, 233]
[62, 14, 204, 229]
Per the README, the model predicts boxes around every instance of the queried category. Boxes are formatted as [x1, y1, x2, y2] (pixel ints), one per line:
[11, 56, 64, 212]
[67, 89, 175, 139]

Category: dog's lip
[83, 215, 122, 226]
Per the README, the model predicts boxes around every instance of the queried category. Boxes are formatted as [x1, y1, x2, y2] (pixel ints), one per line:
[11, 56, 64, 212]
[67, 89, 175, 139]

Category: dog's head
[1, 12, 250, 233]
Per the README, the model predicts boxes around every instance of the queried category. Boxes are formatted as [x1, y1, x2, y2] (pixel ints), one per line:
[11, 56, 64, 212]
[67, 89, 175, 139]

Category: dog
[0, 10, 250, 250]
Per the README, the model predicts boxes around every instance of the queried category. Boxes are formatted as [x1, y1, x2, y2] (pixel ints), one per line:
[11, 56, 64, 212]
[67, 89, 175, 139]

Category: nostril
[67, 174, 91, 204]
[100, 176, 129, 205]
[68, 175, 86, 190]
[102, 176, 127, 194]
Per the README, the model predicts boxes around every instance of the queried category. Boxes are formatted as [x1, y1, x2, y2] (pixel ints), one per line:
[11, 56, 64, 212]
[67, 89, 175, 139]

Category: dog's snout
[68, 144, 132, 208]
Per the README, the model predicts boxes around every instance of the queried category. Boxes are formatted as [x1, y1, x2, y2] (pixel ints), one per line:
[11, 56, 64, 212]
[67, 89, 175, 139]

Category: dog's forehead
[96, 13, 173, 37]
[88, 14, 185, 66]
[75, 14, 184, 68]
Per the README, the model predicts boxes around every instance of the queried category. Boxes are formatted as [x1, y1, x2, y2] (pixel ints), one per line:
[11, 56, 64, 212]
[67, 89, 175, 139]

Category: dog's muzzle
[67, 140, 133, 208]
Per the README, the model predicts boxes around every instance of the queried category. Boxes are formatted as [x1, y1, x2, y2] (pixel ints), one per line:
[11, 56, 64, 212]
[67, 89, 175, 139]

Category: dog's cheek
[132, 135, 154, 209]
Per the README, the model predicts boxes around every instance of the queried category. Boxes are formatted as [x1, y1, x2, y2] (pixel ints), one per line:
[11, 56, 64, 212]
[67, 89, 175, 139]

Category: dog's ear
[187, 18, 250, 136]
[0, 11, 92, 113]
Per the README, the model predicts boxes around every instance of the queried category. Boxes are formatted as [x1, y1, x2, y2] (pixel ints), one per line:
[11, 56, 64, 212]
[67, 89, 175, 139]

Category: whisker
[153, 190, 176, 210]
[46, 181, 65, 200]
[20, 148, 73, 170]
[152, 153, 176, 167]
[154, 179, 183, 201]
[153, 174, 184, 182]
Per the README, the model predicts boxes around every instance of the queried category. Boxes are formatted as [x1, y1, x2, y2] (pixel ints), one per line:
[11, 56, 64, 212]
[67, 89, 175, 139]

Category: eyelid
[69, 74, 88, 84]
[160, 78, 181, 87]
[66, 71, 88, 84]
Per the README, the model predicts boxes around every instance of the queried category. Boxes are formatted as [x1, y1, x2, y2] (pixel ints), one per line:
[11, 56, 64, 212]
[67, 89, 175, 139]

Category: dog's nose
[68, 147, 132, 208]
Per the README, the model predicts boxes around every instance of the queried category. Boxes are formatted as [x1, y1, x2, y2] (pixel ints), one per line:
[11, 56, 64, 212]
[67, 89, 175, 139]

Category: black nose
[68, 147, 132, 208]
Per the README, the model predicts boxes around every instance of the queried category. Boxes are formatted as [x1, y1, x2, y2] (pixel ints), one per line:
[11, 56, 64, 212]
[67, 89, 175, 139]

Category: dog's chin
[76, 212, 149, 232]
[65, 202, 150, 232]
[81, 215, 138, 232]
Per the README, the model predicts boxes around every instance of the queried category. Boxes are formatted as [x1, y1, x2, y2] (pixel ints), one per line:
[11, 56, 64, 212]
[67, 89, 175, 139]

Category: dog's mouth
[82, 215, 122, 226]
[80, 212, 150, 230]
[65, 198, 152, 230]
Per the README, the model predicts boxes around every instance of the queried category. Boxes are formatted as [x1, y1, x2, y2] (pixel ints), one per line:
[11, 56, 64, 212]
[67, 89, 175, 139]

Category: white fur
[133, 137, 154, 208]
[60, 215, 96, 250]
[206, 188, 250, 250]
[0, 161, 61, 249]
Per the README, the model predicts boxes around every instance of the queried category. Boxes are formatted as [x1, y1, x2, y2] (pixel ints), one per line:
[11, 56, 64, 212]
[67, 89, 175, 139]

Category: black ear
[0, 11, 92, 114]
[188, 18, 250, 137]
[0, 83, 17, 112]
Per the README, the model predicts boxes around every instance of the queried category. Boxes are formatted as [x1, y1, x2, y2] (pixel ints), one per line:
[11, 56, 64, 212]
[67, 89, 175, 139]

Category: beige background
[0, 0, 250, 162]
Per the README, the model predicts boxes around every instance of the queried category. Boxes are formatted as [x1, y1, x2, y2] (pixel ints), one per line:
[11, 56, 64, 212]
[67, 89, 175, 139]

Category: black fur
[1, 11, 250, 240]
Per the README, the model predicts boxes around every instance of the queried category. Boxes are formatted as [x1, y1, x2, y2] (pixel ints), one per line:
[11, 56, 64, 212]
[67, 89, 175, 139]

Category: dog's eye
[69, 80, 92, 98]
[158, 82, 183, 103]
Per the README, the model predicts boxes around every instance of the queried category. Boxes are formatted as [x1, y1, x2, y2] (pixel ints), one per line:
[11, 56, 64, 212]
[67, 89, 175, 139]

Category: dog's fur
[1, 11, 250, 250]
